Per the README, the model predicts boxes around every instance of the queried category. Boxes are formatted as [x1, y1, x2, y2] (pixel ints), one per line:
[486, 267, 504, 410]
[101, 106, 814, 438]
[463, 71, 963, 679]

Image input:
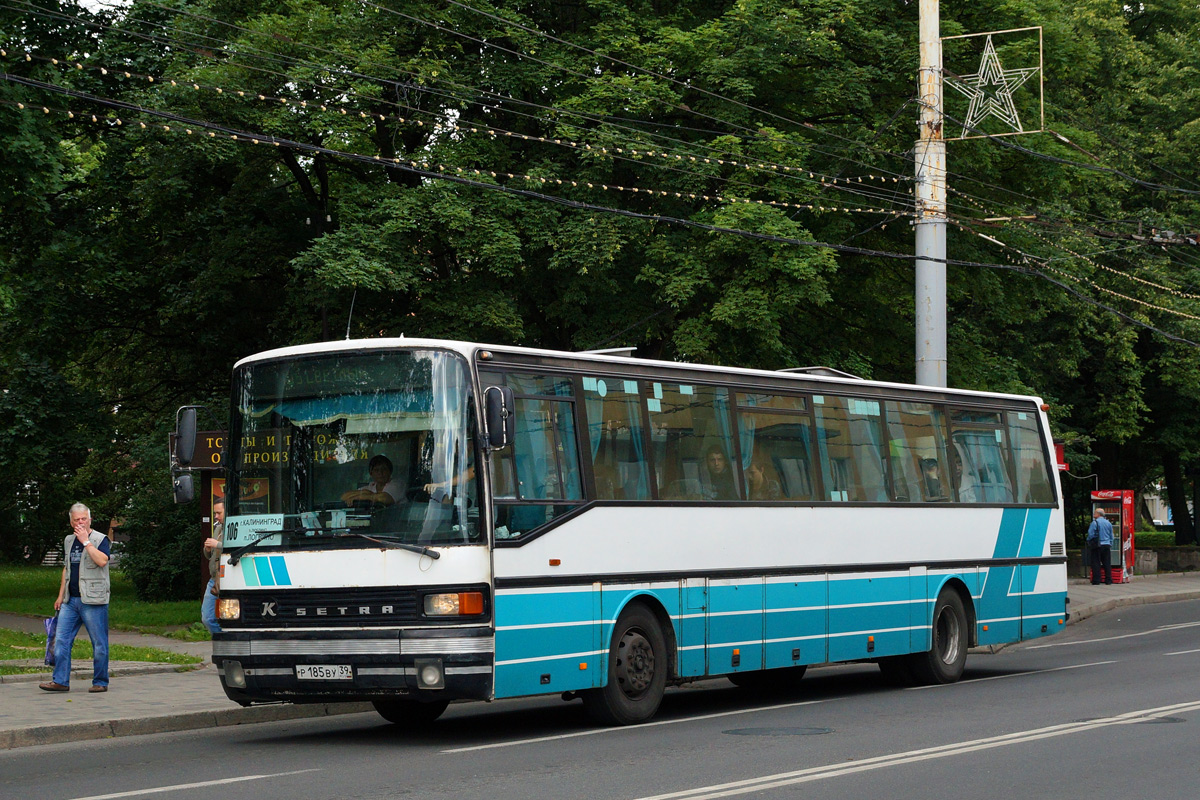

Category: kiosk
[1090, 489, 1135, 584]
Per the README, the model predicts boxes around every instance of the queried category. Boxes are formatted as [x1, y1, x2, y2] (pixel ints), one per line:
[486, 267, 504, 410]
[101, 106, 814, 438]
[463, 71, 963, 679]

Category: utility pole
[915, 0, 947, 387]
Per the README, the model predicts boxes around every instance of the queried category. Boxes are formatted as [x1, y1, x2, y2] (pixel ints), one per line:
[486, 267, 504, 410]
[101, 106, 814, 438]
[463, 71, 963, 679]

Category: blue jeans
[201, 578, 222, 633]
[52, 597, 109, 688]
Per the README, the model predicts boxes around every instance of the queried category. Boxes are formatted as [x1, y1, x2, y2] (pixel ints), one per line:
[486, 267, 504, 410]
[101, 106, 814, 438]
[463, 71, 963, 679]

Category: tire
[728, 665, 808, 692]
[908, 589, 968, 685]
[372, 697, 449, 725]
[583, 603, 668, 725]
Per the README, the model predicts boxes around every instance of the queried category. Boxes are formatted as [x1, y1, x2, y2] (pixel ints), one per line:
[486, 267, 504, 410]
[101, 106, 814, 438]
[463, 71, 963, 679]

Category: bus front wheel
[372, 698, 449, 725]
[910, 589, 968, 685]
[584, 604, 667, 725]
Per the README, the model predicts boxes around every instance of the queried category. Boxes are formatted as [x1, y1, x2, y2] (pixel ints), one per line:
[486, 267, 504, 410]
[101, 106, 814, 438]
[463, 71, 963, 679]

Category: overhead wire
[55, 0, 919, 212]
[2, 44, 919, 217]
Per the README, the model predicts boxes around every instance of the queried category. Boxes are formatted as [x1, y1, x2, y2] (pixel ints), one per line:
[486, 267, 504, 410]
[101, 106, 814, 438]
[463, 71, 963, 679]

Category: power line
[7, 70, 1199, 349]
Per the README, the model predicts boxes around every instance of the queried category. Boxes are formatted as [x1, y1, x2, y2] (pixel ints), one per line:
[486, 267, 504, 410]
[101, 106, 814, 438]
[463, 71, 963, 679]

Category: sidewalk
[3, 572, 1200, 750]
[0, 612, 371, 750]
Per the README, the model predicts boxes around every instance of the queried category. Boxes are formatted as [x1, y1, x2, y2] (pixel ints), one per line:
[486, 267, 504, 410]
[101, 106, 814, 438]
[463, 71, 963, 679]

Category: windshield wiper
[329, 531, 441, 559]
[227, 530, 287, 565]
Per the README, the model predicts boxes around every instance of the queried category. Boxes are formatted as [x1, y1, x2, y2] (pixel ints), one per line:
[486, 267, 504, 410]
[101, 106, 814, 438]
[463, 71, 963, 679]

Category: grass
[0, 627, 202, 675]
[0, 566, 211, 641]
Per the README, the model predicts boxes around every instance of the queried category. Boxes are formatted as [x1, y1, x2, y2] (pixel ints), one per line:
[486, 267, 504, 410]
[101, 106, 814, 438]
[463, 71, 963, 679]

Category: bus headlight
[217, 598, 241, 620]
[424, 592, 484, 616]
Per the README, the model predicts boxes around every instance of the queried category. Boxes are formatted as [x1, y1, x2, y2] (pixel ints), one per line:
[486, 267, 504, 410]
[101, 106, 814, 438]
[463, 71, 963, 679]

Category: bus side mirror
[175, 406, 198, 467]
[484, 386, 515, 449]
[173, 472, 195, 504]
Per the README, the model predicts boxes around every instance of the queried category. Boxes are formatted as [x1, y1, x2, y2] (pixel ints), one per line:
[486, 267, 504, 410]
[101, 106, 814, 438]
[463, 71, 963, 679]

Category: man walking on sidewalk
[1087, 507, 1115, 586]
[40, 503, 111, 693]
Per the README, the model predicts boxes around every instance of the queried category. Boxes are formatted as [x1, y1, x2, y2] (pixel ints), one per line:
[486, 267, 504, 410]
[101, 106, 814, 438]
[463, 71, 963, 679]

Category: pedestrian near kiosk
[1087, 507, 1115, 586]
[40, 503, 111, 693]
[201, 499, 224, 634]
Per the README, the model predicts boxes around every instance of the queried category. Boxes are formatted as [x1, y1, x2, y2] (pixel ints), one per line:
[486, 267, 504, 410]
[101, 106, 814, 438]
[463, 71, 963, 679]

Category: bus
[174, 337, 1067, 726]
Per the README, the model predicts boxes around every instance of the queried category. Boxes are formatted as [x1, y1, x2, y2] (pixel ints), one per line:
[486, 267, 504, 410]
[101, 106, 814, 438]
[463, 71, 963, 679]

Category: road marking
[1027, 620, 1200, 649]
[66, 770, 320, 800]
[905, 660, 1116, 689]
[1165, 648, 1200, 656]
[629, 700, 1200, 800]
[441, 698, 831, 753]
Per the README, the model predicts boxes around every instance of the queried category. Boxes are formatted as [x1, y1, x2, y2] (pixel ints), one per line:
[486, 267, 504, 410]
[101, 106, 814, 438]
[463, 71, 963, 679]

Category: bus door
[678, 577, 707, 677]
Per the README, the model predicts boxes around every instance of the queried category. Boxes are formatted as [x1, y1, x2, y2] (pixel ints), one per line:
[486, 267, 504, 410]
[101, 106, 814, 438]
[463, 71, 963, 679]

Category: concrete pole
[915, 0, 947, 387]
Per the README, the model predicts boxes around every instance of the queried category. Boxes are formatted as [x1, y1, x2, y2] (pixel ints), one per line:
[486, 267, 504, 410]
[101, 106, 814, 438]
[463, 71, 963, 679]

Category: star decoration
[945, 35, 1039, 136]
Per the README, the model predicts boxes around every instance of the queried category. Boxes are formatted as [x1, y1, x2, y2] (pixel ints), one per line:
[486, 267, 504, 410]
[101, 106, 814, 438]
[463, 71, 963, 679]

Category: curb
[1, 701, 375, 750]
[1064, 589, 1200, 625]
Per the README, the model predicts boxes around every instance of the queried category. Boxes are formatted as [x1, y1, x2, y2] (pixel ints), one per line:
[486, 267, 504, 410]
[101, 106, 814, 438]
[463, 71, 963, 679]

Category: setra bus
[173, 337, 1067, 726]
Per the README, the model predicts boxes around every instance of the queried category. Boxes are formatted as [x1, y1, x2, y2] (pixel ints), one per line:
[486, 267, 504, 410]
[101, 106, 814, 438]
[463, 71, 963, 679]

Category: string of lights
[931, 100, 1200, 199]
[4, 74, 1198, 347]
[47, 0, 1175, 231]
[19, 1, 921, 213]
[951, 219, 1200, 322]
[0, 76, 916, 220]
[952, 188, 1200, 302]
[1, 45, 923, 219]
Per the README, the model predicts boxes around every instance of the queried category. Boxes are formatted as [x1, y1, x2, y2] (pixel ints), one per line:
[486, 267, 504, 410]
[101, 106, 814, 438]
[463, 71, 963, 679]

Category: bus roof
[234, 337, 1047, 406]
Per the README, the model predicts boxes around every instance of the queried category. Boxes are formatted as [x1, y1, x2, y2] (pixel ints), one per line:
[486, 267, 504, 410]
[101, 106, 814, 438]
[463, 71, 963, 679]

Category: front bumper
[212, 627, 494, 705]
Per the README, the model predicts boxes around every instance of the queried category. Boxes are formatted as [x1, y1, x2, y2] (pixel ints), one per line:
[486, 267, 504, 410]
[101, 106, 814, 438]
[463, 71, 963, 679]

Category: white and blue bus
[182, 337, 1066, 726]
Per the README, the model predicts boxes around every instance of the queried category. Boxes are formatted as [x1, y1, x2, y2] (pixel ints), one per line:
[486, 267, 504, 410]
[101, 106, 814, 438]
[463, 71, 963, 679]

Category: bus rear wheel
[909, 589, 968, 685]
[372, 697, 449, 725]
[583, 604, 667, 725]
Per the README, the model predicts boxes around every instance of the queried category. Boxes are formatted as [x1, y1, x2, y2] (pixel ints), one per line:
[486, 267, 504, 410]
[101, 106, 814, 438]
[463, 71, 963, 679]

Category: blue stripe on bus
[268, 556, 291, 586]
[241, 557, 261, 587]
[493, 514, 1066, 697]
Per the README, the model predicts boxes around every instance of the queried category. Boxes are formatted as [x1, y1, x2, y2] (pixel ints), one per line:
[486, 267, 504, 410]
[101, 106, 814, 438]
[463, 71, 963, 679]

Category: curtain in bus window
[648, 383, 739, 501]
[1008, 411, 1055, 503]
[885, 401, 951, 502]
[813, 395, 889, 502]
[737, 411, 816, 500]
[418, 356, 475, 543]
[950, 410, 1014, 503]
[512, 397, 582, 501]
[581, 377, 649, 500]
[737, 393, 813, 500]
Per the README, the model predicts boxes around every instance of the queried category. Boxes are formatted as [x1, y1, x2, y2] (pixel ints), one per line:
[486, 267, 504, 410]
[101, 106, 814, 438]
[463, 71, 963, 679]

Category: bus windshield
[226, 349, 480, 551]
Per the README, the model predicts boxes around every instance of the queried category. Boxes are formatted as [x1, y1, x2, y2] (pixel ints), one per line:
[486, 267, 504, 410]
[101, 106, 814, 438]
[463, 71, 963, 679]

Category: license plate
[295, 664, 353, 680]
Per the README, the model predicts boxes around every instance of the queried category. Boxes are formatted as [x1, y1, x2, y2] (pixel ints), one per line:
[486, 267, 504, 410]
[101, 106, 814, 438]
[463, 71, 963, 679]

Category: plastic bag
[43, 615, 57, 666]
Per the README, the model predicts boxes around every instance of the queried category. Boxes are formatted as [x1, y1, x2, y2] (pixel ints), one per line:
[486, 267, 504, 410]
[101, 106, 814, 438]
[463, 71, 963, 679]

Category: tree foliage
[2, 0, 1200, 593]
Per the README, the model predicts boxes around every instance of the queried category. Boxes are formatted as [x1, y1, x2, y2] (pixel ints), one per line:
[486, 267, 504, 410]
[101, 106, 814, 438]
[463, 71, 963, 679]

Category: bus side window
[489, 372, 585, 539]
[581, 377, 650, 501]
[1008, 410, 1055, 503]
[950, 409, 1015, 504]
[814, 395, 889, 503]
[735, 393, 816, 501]
[884, 400, 951, 503]
[647, 382, 739, 501]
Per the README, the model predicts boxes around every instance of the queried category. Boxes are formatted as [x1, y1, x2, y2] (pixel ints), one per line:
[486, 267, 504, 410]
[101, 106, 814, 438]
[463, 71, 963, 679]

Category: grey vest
[65, 530, 111, 605]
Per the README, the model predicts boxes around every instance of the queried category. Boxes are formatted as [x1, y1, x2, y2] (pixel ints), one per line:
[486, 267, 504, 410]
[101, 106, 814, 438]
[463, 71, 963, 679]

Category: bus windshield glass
[226, 349, 480, 551]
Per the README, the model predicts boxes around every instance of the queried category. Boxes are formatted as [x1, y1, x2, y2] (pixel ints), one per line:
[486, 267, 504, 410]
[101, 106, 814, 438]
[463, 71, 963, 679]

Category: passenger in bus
[746, 460, 782, 501]
[424, 464, 476, 504]
[703, 446, 738, 501]
[921, 458, 946, 500]
[951, 450, 980, 503]
[340, 454, 402, 506]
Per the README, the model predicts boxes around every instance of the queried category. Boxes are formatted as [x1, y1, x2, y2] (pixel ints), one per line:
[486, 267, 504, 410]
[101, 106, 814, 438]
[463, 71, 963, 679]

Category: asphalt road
[4, 598, 1199, 800]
